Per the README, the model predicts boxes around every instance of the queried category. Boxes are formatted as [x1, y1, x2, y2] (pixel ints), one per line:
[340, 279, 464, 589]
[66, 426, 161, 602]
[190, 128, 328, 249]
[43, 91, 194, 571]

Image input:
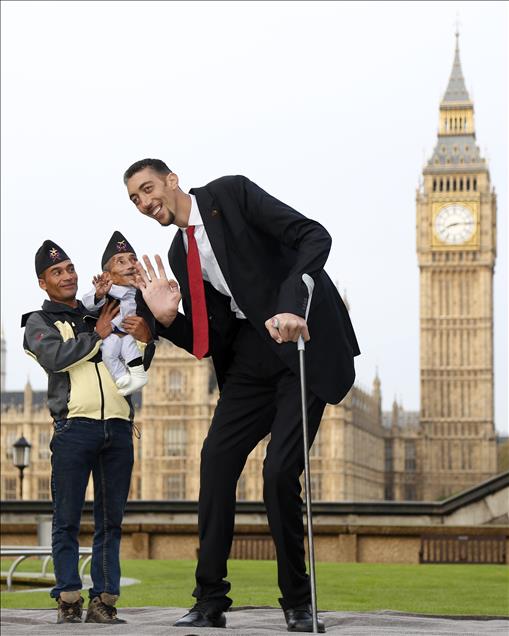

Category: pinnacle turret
[442, 31, 471, 104]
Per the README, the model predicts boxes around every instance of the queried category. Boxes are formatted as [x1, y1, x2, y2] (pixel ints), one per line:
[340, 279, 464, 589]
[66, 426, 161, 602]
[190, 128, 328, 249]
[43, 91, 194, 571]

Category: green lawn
[1, 559, 508, 616]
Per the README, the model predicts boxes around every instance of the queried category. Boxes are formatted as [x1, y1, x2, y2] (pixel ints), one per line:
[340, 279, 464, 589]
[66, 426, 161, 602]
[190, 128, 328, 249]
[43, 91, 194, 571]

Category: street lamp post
[12, 436, 32, 499]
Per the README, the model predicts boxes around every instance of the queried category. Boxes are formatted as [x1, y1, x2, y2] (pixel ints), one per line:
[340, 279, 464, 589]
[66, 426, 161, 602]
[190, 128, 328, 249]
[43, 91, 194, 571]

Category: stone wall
[2, 522, 507, 564]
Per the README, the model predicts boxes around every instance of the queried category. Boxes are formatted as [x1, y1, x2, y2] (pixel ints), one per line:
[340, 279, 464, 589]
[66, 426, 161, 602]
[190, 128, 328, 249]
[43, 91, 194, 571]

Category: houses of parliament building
[0, 35, 499, 503]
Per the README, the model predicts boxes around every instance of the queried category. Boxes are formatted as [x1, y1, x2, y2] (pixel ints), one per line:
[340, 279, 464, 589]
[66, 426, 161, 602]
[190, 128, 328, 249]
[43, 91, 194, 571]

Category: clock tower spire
[416, 32, 497, 500]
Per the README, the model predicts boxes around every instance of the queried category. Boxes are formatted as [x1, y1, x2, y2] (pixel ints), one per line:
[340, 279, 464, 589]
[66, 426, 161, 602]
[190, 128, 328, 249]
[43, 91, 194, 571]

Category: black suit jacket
[156, 175, 360, 405]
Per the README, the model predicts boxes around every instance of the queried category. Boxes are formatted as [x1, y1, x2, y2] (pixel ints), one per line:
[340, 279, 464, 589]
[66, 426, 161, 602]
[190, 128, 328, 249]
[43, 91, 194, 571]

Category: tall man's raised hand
[134, 255, 181, 327]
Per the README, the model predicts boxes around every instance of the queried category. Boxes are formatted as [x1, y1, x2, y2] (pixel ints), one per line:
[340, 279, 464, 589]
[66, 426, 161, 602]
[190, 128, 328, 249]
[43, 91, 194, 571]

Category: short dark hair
[123, 158, 172, 185]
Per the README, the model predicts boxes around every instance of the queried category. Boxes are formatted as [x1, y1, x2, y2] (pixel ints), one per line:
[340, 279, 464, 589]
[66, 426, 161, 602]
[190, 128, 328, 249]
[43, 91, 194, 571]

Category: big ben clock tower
[416, 33, 497, 500]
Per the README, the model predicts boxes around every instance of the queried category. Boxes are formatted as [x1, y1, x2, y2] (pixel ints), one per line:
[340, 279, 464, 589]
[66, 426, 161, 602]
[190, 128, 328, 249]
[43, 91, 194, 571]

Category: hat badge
[116, 240, 127, 252]
[49, 247, 60, 262]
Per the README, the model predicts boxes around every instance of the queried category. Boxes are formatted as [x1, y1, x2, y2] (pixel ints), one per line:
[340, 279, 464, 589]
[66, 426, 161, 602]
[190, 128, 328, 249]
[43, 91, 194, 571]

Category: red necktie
[186, 226, 209, 359]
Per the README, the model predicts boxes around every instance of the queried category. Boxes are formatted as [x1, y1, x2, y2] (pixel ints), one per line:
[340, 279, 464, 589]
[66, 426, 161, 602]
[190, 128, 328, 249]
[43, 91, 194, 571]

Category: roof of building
[0, 389, 142, 411]
[442, 33, 470, 103]
[426, 134, 484, 169]
[382, 409, 420, 430]
[1, 391, 47, 412]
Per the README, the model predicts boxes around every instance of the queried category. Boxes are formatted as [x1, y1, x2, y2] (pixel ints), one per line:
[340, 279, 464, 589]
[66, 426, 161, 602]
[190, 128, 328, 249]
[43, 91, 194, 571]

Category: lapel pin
[211, 209, 220, 217]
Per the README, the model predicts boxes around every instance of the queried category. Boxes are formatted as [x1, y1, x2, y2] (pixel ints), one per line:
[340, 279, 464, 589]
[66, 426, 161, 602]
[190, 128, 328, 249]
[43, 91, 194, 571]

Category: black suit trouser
[193, 321, 326, 611]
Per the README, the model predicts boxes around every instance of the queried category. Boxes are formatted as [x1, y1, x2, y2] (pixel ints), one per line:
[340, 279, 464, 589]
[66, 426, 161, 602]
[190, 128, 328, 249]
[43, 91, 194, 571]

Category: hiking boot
[85, 593, 126, 624]
[56, 592, 84, 623]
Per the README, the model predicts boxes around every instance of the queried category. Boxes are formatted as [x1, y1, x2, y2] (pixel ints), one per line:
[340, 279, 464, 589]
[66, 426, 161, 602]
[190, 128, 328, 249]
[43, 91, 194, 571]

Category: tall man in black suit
[124, 159, 360, 632]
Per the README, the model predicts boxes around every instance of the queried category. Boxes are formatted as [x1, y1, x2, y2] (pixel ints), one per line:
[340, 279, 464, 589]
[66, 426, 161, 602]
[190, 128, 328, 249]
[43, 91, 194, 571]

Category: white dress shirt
[82, 284, 137, 330]
[181, 195, 246, 319]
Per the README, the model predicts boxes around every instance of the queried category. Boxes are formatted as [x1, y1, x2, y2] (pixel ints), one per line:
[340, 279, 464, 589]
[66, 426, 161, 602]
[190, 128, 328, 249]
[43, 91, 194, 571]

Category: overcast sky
[1, 1, 507, 433]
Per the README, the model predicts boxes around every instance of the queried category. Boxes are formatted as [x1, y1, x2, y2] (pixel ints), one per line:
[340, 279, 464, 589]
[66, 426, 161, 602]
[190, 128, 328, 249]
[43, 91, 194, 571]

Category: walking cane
[298, 273, 321, 634]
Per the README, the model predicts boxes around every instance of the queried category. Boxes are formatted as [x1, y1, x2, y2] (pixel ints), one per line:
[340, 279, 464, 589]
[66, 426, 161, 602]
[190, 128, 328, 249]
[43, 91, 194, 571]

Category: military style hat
[101, 231, 137, 270]
[35, 240, 71, 277]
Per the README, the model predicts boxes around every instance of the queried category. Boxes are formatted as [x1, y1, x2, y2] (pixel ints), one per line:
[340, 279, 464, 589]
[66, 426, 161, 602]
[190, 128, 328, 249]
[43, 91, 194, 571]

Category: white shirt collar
[181, 194, 203, 231]
[109, 284, 136, 299]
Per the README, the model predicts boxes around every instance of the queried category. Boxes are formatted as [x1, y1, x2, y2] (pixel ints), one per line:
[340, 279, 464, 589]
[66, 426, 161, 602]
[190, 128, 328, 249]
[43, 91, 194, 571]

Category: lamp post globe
[12, 435, 32, 499]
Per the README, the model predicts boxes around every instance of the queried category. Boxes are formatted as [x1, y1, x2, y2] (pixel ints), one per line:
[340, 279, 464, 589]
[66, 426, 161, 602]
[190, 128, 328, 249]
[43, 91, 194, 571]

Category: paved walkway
[1, 607, 507, 635]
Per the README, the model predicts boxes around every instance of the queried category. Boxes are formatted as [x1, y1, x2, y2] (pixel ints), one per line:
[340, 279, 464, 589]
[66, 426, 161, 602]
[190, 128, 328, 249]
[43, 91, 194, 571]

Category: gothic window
[384, 439, 393, 472]
[129, 477, 142, 500]
[446, 179, 450, 191]
[163, 423, 187, 456]
[3, 477, 17, 500]
[404, 440, 416, 471]
[433, 179, 437, 192]
[459, 178, 463, 191]
[4, 430, 16, 459]
[237, 474, 247, 500]
[404, 484, 416, 500]
[163, 474, 186, 499]
[453, 179, 457, 191]
[468, 444, 474, 470]
[169, 370, 183, 393]
[466, 178, 470, 191]
[473, 178, 477, 190]
[39, 430, 51, 460]
[310, 474, 322, 501]
[38, 477, 50, 500]
[439, 179, 443, 192]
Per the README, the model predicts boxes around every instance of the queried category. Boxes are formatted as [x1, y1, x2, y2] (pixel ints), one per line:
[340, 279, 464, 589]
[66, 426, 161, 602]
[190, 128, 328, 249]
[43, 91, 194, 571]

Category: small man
[82, 231, 153, 396]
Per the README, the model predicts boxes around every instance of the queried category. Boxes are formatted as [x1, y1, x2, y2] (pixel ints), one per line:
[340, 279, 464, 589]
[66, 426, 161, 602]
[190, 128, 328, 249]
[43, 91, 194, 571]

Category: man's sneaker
[56, 592, 84, 623]
[85, 593, 126, 624]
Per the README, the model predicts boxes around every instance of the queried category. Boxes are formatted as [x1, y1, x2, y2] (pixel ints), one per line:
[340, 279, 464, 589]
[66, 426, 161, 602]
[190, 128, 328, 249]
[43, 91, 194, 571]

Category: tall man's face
[127, 168, 178, 226]
[38, 259, 78, 304]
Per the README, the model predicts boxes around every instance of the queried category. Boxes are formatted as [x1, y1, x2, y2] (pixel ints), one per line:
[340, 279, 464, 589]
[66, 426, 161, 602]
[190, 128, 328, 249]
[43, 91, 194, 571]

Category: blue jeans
[49, 417, 134, 599]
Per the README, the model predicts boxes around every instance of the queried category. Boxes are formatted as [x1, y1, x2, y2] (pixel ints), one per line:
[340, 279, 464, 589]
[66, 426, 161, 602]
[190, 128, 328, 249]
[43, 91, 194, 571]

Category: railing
[419, 534, 506, 564]
[230, 535, 276, 560]
[1, 546, 92, 590]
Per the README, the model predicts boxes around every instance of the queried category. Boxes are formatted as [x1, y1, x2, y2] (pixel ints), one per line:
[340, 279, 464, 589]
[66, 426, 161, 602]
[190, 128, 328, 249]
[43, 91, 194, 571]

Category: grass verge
[1, 559, 508, 616]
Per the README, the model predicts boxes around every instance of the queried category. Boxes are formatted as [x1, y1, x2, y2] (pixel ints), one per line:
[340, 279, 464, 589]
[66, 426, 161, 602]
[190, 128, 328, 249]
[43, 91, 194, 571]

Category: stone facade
[0, 341, 386, 502]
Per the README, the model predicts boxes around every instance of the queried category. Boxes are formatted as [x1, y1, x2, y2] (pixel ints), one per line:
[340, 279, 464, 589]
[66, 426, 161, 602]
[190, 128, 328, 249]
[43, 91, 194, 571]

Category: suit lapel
[190, 186, 232, 289]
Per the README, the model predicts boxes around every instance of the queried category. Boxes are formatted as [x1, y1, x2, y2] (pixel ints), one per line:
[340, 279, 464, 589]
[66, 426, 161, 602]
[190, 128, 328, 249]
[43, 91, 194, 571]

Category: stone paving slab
[1, 607, 508, 635]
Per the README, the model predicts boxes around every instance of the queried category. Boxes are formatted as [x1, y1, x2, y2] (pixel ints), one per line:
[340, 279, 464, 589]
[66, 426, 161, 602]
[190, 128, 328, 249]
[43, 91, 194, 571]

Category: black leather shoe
[174, 607, 226, 628]
[284, 605, 325, 632]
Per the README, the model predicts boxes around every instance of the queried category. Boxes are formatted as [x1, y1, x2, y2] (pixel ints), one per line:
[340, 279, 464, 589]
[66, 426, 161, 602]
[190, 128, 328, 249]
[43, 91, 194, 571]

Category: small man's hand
[134, 255, 181, 327]
[122, 316, 152, 343]
[94, 299, 120, 339]
[264, 313, 310, 344]
[93, 273, 112, 300]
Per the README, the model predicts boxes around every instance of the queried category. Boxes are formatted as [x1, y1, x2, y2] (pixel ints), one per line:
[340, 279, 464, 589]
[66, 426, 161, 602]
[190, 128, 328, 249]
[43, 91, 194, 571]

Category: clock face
[434, 204, 476, 245]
